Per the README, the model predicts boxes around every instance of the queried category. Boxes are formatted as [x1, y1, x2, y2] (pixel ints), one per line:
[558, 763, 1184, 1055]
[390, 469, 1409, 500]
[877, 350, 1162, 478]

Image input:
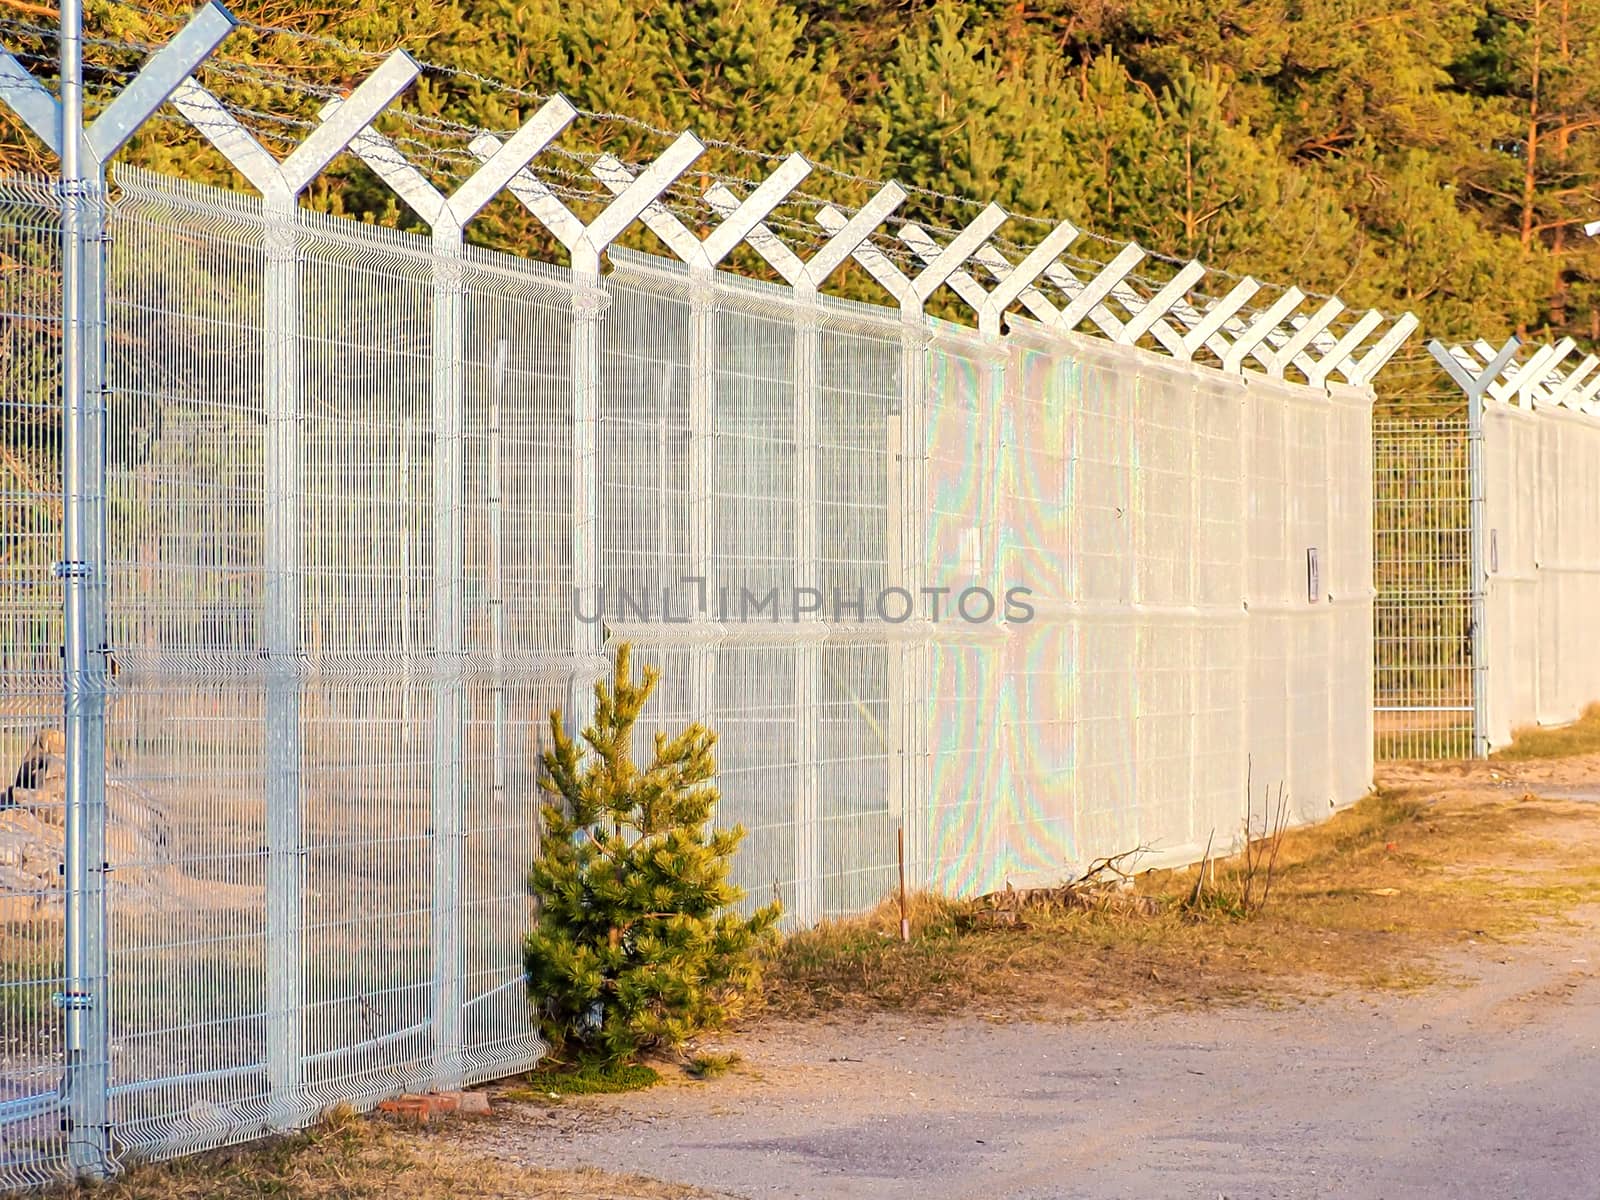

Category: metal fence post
[258, 178, 305, 1129]
[172, 52, 418, 1123]
[1466, 374, 1490, 759]
[791, 287, 821, 923]
[428, 223, 466, 1090]
[56, 0, 110, 1173]
[688, 274, 715, 724]
[328, 95, 577, 1089]
[1430, 337, 1520, 760]
[888, 310, 920, 890]
[568, 250, 604, 729]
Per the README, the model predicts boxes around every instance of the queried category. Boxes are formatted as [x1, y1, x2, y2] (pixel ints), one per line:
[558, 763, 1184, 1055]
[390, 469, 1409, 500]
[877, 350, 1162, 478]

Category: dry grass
[42, 1106, 713, 1199]
[34, 770, 1600, 1198]
[1492, 704, 1600, 761]
[765, 787, 1600, 1020]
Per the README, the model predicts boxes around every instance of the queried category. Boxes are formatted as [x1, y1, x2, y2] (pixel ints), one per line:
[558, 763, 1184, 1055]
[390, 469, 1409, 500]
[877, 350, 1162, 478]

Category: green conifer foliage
[28, 0, 1600, 363]
[525, 644, 781, 1061]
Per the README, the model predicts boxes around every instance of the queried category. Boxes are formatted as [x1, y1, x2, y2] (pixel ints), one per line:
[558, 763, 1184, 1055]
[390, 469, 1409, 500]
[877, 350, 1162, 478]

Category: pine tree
[1457, 0, 1600, 339]
[526, 644, 780, 1062]
[17, 0, 1598, 354]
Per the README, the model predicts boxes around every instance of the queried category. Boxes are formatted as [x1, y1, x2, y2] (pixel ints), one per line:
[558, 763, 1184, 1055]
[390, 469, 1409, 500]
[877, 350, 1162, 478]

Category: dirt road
[457, 765, 1600, 1200]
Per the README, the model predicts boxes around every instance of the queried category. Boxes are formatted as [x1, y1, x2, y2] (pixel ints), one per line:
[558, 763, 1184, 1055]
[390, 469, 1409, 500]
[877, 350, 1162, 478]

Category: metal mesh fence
[1482, 400, 1600, 747]
[94, 170, 553, 1157]
[0, 167, 1378, 1179]
[1373, 414, 1473, 759]
[0, 175, 69, 1190]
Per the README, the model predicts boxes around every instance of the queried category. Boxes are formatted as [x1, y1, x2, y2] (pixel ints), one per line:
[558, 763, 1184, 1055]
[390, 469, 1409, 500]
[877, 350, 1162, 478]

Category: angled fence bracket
[173, 48, 420, 1129]
[322, 88, 573, 1094]
[1302, 310, 1382, 389]
[1429, 334, 1521, 760]
[1343, 313, 1419, 388]
[472, 118, 706, 745]
[1222, 288, 1306, 375]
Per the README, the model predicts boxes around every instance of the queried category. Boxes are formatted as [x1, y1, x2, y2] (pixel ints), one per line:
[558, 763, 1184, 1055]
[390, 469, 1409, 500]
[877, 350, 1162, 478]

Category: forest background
[3, 0, 1596, 395]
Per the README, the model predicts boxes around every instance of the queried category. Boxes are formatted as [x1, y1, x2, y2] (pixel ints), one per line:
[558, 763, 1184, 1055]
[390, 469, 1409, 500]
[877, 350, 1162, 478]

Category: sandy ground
[453, 762, 1600, 1200]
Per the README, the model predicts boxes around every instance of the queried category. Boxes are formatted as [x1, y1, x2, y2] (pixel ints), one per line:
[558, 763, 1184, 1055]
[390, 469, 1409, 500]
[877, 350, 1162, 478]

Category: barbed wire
[44, 4, 1583, 357]
[1, 37, 1205, 293]
[0, 6, 1393, 337]
[72, 2, 1361, 292]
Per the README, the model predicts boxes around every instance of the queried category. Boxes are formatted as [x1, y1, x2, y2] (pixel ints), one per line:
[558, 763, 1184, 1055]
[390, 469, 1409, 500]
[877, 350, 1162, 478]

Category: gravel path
[454, 761, 1600, 1199]
[459, 917, 1600, 1200]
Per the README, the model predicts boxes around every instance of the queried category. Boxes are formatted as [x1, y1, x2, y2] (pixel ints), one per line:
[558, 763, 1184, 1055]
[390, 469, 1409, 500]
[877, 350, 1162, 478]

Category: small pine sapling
[526, 645, 781, 1061]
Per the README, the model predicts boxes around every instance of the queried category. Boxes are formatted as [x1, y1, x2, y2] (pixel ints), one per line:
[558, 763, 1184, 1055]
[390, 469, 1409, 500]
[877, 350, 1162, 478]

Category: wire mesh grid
[93, 169, 551, 1158]
[1372, 413, 1473, 759]
[0, 175, 70, 1191]
[1480, 401, 1600, 747]
[0, 162, 1382, 1181]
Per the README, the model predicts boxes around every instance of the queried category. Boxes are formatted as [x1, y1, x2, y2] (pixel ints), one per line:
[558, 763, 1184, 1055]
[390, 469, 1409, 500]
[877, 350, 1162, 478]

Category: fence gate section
[1373, 412, 1474, 759]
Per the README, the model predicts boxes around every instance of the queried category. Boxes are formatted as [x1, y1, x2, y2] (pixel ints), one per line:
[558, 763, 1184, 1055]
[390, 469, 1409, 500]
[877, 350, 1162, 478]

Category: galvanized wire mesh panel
[598, 254, 904, 923]
[97, 170, 547, 1160]
[939, 325, 1371, 883]
[1373, 414, 1472, 759]
[0, 175, 70, 1191]
[1481, 402, 1600, 746]
[921, 327, 1005, 898]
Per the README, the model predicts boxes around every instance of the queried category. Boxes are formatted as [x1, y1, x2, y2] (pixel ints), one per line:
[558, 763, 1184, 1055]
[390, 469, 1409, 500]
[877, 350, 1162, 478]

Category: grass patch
[766, 788, 1600, 1020]
[684, 1052, 741, 1079]
[1492, 703, 1600, 761]
[42, 1105, 707, 1199]
[504, 1059, 661, 1099]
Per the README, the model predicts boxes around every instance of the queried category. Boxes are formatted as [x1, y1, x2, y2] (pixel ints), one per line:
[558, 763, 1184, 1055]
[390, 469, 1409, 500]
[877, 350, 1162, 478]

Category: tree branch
[0, 0, 58, 17]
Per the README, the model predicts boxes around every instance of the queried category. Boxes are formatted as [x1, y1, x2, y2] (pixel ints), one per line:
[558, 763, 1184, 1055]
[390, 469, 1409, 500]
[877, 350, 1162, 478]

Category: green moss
[507, 1060, 661, 1099]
